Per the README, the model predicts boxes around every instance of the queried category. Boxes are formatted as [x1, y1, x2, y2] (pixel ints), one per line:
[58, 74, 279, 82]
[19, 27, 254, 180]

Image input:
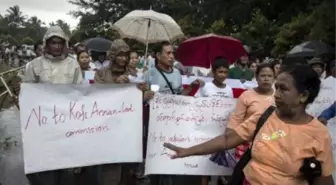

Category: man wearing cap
[308, 57, 325, 79]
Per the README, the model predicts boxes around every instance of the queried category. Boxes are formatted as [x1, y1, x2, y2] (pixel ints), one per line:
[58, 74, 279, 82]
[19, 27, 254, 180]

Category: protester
[93, 51, 110, 70]
[195, 57, 233, 98]
[271, 60, 281, 78]
[143, 41, 201, 95]
[222, 63, 276, 185]
[128, 51, 146, 77]
[164, 64, 334, 185]
[24, 26, 82, 84]
[308, 57, 325, 79]
[24, 25, 83, 185]
[94, 39, 149, 185]
[194, 57, 234, 185]
[34, 41, 43, 57]
[325, 60, 335, 79]
[229, 55, 254, 81]
[95, 39, 130, 84]
[318, 101, 336, 125]
[248, 61, 257, 81]
[77, 50, 96, 73]
[143, 41, 202, 185]
[94, 39, 131, 185]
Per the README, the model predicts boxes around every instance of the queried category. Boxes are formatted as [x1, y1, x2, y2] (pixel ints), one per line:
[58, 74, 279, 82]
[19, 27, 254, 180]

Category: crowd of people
[1, 24, 335, 185]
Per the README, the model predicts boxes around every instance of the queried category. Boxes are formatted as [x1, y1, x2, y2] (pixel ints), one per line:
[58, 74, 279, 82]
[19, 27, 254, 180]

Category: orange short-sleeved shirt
[234, 112, 334, 185]
[228, 89, 274, 129]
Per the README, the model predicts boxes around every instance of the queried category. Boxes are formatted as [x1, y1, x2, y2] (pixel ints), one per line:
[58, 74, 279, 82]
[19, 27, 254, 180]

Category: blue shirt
[318, 102, 336, 121]
[143, 67, 183, 94]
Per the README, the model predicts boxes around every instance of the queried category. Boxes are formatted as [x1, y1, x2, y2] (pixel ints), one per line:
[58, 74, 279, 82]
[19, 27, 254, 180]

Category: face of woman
[116, 52, 129, 67]
[78, 52, 90, 70]
[129, 52, 139, 68]
[249, 63, 257, 73]
[274, 72, 308, 116]
[274, 64, 281, 76]
[256, 67, 275, 90]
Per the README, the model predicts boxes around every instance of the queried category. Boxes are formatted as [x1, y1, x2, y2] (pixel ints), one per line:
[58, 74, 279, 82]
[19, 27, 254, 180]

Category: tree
[22, 37, 35, 45]
[6, 5, 26, 27]
[272, 13, 311, 55]
[55, 19, 71, 37]
[233, 9, 278, 56]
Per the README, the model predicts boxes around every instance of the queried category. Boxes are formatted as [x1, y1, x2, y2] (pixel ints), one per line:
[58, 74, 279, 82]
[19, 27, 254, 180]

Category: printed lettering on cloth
[19, 84, 143, 174]
[145, 94, 236, 176]
[306, 77, 336, 181]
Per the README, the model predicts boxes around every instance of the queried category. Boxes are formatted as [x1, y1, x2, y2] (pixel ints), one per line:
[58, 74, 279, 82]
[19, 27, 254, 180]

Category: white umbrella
[113, 9, 184, 60]
[113, 10, 184, 43]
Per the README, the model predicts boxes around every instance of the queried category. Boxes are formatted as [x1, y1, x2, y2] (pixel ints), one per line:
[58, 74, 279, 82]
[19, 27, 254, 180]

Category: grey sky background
[0, 0, 79, 28]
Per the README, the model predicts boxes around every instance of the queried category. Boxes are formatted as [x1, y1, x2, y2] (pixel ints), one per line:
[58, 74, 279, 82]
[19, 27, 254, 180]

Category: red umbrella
[176, 34, 246, 68]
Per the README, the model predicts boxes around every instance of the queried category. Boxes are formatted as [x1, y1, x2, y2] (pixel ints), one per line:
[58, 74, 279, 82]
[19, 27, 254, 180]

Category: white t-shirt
[195, 82, 234, 98]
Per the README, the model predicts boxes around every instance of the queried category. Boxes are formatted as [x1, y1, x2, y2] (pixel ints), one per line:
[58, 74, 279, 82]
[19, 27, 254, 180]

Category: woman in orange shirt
[228, 63, 275, 163]
[164, 64, 334, 185]
[210, 63, 276, 184]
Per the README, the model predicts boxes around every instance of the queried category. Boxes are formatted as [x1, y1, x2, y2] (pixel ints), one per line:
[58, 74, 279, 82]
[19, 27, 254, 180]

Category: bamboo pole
[0, 66, 25, 76]
[0, 66, 23, 110]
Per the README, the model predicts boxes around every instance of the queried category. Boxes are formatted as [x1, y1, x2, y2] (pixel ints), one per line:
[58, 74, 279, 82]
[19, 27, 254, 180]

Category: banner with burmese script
[145, 94, 236, 176]
[19, 84, 143, 174]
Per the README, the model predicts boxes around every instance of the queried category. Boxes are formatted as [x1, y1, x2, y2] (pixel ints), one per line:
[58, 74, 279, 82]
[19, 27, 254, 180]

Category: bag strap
[156, 67, 175, 94]
[251, 106, 276, 146]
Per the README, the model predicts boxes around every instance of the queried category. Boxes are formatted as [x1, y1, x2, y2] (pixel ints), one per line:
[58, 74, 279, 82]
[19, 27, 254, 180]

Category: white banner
[182, 75, 257, 89]
[145, 94, 236, 175]
[19, 84, 143, 174]
[307, 77, 336, 181]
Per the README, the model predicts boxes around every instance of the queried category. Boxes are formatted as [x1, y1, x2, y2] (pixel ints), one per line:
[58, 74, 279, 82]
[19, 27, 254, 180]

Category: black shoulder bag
[156, 67, 176, 94]
[228, 106, 276, 185]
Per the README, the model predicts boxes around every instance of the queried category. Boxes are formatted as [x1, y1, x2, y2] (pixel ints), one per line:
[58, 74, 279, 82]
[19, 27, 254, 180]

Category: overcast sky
[0, 0, 79, 29]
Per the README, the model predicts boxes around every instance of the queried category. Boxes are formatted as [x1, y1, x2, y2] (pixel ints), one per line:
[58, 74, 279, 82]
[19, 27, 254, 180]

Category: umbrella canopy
[82, 37, 112, 52]
[176, 34, 246, 68]
[287, 40, 334, 58]
[113, 10, 184, 44]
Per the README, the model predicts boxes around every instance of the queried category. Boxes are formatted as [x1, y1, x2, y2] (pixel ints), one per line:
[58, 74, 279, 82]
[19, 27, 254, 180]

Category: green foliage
[272, 13, 312, 55]
[21, 37, 35, 45]
[0, 5, 70, 45]
[1, 0, 334, 56]
[233, 9, 278, 56]
[308, 0, 335, 44]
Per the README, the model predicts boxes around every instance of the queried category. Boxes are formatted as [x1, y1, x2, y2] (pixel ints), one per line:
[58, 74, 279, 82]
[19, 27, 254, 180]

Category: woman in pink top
[164, 64, 334, 185]
[229, 63, 275, 167]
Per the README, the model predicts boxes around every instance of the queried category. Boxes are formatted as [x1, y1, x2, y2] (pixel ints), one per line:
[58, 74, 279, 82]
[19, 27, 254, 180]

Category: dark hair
[248, 61, 257, 68]
[153, 41, 172, 65]
[255, 62, 275, 76]
[75, 44, 87, 53]
[76, 50, 89, 61]
[212, 57, 229, 71]
[271, 60, 280, 67]
[279, 64, 320, 105]
[130, 51, 138, 55]
[34, 41, 43, 51]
